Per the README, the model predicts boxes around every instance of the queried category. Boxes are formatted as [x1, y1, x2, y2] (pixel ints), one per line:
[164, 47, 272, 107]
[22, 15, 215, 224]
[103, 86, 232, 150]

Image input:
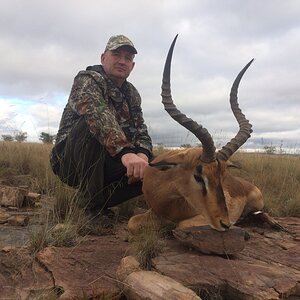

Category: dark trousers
[51, 117, 143, 210]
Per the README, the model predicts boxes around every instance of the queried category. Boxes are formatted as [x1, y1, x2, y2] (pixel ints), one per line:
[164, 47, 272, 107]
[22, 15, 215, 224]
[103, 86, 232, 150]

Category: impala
[128, 35, 281, 234]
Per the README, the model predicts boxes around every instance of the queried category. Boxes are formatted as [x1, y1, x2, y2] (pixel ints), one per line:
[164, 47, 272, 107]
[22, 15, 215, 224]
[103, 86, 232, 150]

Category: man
[50, 35, 153, 218]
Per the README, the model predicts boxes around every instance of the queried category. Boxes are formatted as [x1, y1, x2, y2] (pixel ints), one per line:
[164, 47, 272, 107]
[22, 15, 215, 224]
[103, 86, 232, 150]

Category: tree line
[1, 132, 56, 144]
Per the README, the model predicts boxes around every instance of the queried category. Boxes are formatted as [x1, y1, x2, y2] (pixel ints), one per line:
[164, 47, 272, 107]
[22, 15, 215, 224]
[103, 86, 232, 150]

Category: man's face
[101, 47, 135, 83]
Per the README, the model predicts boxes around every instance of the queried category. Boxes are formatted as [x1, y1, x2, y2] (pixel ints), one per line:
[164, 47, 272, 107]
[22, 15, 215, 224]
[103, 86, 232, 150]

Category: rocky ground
[0, 185, 300, 300]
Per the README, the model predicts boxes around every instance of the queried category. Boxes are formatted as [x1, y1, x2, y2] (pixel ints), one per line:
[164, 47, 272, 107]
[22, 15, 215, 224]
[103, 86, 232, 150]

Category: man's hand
[121, 153, 149, 183]
[136, 152, 149, 162]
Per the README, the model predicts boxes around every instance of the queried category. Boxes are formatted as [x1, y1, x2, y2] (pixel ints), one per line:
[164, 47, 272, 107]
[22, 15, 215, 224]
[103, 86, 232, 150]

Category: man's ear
[131, 61, 135, 72]
[100, 53, 105, 64]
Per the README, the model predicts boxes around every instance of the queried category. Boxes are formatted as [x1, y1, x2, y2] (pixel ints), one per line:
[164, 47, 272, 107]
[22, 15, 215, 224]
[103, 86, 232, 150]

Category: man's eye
[125, 55, 133, 62]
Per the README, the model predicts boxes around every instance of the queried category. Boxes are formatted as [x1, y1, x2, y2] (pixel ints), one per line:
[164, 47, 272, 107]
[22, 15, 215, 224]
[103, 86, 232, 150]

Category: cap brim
[107, 44, 137, 54]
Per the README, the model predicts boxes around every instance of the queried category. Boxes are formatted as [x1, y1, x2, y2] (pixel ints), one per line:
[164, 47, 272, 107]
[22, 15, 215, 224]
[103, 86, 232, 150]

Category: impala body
[142, 147, 263, 231]
[128, 35, 265, 234]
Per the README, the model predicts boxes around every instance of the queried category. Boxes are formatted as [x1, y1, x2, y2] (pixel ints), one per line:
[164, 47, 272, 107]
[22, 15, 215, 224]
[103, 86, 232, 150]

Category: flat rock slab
[1, 217, 300, 300]
[0, 234, 128, 300]
[173, 225, 247, 255]
[153, 217, 300, 300]
[37, 235, 128, 299]
[0, 247, 53, 299]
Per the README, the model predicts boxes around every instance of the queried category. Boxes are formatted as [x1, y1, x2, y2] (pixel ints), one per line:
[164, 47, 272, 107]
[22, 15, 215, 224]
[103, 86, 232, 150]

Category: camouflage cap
[105, 35, 137, 54]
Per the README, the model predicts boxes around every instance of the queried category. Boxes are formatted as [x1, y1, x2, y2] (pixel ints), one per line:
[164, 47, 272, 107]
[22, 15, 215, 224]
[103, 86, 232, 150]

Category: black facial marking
[149, 160, 177, 171]
[193, 174, 207, 196]
[196, 165, 203, 174]
[216, 184, 227, 209]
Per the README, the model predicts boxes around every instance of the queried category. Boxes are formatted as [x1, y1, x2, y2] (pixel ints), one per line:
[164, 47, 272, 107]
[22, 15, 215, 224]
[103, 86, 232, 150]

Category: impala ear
[227, 160, 241, 169]
[149, 161, 178, 171]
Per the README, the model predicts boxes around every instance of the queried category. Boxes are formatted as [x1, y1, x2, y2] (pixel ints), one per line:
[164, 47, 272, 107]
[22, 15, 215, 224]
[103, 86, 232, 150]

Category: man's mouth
[115, 66, 126, 72]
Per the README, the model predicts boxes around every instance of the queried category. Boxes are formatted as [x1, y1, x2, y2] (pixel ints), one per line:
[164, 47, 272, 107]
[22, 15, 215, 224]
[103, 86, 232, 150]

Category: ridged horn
[217, 59, 254, 161]
[161, 35, 216, 163]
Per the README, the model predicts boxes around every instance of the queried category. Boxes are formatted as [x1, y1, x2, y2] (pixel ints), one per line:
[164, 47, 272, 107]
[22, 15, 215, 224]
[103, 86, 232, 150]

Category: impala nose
[220, 220, 231, 230]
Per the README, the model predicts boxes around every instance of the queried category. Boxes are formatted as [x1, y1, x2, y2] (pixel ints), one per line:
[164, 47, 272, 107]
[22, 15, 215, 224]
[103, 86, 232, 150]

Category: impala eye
[194, 174, 204, 184]
[149, 161, 177, 171]
[195, 165, 204, 184]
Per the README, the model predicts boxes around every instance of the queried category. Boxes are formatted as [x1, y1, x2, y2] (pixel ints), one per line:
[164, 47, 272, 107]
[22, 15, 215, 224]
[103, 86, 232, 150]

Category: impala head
[148, 35, 253, 231]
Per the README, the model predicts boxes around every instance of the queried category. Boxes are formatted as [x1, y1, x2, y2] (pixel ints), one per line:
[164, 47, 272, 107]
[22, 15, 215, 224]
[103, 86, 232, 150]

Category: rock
[52, 223, 74, 233]
[37, 235, 128, 299]
[7, 215, 29, 226]
[152, 219, 300, 300]
[0, 210, 11, 224]
[116, 255, 141, 282]
[124, 270, 201, 300]
[0, 248, 53, 299]
[0, 216, 300, 299]
[7, 206, 19, 211]
[1, 245, 16, 252]
[116, 256, 201, 300]
[173, 225, 248, 255]
[24, 192, 42, 206]
[34, 202, 43, 208]
[0, 185, 28, 207]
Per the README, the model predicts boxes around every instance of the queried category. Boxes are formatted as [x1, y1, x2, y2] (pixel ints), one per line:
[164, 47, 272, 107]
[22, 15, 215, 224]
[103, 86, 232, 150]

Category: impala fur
[128, 35, 265, 234]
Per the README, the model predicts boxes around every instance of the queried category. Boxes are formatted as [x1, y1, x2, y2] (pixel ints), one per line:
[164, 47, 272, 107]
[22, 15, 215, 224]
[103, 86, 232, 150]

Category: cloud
[0, 99, 18, 135]
[0, 0, 299, 149]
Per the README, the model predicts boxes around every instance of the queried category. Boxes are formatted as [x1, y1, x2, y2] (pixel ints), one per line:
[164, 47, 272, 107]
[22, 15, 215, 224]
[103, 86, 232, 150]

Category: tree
[180, 144, 192, 148]
[1, 134, 13, 142]
[263, 145, 276, 155]
[39, 132, 56, 144]
[14, 131, 27, 143]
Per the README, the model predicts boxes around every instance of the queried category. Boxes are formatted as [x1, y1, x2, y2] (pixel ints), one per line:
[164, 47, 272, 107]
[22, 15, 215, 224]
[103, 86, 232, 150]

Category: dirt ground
[1, 192, 300, 299]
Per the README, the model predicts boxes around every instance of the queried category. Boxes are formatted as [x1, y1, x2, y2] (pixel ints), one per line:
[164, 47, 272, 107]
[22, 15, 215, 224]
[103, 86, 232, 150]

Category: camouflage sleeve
[69, 71, 134, 156]
[129, 86, 153, 155]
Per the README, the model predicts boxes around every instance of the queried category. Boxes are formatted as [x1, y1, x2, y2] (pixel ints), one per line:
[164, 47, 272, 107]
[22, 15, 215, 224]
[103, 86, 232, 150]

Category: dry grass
[232, 152, 300, 217]
[130, 223, 164, 270]
[0, 141, 57, 194]
[0, 141, 299, 219]
[129, 212, 175, 270]
[28, 286, 64, 299]
[0, 141, 91, 251]
[28, 222, 51, 253]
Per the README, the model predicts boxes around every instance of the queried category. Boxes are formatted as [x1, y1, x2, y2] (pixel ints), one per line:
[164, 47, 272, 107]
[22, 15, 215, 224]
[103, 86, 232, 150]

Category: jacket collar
[86, 65, 130, 103]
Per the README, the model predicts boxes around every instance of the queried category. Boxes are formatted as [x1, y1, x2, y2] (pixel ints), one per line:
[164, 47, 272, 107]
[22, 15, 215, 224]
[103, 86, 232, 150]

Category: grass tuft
[130, 223, 164, 270]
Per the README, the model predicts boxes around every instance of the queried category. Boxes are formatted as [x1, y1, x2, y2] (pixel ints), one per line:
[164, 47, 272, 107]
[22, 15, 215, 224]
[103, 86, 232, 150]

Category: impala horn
[217, 59, 254, 161]
[161, 35, 216, 163]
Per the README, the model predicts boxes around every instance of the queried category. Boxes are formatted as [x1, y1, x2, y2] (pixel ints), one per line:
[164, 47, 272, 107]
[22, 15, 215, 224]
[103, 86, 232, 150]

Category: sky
[1, 0, 300, 153]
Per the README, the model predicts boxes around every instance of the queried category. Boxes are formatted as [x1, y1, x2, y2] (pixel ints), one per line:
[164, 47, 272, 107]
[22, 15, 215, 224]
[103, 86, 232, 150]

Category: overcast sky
[1, 0, 299, 152]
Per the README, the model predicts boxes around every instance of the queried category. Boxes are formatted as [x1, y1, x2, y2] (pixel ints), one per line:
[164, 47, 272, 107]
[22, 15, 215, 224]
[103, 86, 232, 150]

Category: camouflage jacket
[53, 65, 152, 163]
